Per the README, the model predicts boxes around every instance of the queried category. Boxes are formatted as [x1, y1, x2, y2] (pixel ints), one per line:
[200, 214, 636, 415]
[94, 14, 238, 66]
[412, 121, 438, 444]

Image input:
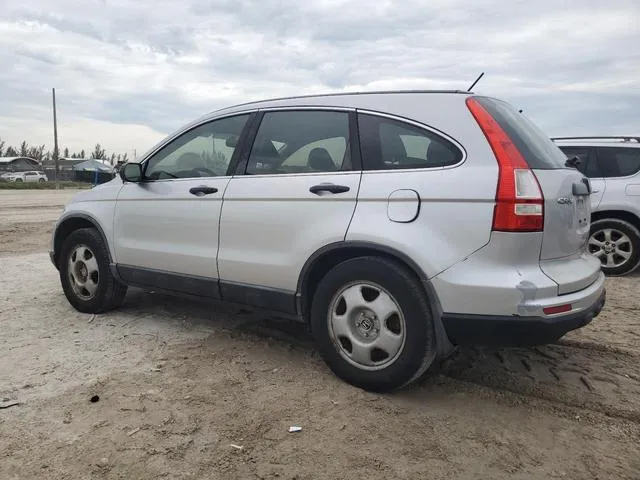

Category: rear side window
[358, 114, 462, 171]
[474, 97, 566, 170]
[246, 110, 351, 175]
[596, 147, 640, 178]
[558, 146, 601, 178]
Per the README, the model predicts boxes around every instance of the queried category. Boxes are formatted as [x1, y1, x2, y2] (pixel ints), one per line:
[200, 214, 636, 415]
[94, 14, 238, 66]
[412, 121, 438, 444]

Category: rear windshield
[475, 96, 567, 170]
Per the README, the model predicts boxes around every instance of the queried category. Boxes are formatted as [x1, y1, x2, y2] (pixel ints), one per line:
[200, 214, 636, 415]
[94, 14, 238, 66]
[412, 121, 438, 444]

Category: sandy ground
[0, 190, 639, 480]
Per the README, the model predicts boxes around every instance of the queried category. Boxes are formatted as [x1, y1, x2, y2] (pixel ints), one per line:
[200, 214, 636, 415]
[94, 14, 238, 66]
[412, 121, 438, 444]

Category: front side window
[145, 114, 249, 180]
[558, 146, 601, 178]
[357, 114, 462, 171]
[596, 147, 640, 178]
[246, 110, 351, 175]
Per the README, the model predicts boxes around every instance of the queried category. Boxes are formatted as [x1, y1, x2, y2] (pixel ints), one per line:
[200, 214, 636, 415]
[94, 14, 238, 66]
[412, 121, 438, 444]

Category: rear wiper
[565, 155, 581, 169]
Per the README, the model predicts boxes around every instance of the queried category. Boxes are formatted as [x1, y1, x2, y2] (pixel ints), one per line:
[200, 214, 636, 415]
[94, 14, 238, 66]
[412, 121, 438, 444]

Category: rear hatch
[474, 97, 600, 294]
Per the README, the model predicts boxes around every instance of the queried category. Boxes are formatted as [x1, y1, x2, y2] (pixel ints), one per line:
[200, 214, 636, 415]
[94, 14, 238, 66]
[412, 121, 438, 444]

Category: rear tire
[15, 178, 22, 183]
[59, 228, 127, 313]
[38, 178, 46, 183]
[588, 218, 640, 276]
[310, 256, 436, 392]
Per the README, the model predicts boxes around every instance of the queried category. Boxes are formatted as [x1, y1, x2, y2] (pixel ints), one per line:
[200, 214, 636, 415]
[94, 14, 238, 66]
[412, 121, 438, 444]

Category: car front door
[217, 109, 361, 313]
[559, 146, 605, 210]
[113, 113, 252, 296]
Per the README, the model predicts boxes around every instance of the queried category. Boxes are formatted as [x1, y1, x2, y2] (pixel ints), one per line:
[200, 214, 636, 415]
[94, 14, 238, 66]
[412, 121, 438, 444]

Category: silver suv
[553, 136, 640, 276]
[50, 91, 606, 392]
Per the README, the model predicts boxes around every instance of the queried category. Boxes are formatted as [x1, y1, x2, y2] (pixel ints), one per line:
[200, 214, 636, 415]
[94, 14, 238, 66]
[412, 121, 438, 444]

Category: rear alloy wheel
[311, 256, 436, 392]
[38, 178, 46, 183]
[15, 178, 22, 183]
[588, 219, 640, 276]
[59, 228, 127, 313]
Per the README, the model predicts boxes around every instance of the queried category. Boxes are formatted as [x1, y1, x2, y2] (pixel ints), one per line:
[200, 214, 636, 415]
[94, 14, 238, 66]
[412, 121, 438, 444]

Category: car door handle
[309, 184, 350, 195]
[189, 186, 218, 196]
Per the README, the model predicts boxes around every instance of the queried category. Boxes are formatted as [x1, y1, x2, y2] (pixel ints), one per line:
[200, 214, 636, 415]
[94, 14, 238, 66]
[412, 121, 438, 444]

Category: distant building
[73, 159, 114, 173]
[0, 156, 40, 172]
[41, 157, 86, 171]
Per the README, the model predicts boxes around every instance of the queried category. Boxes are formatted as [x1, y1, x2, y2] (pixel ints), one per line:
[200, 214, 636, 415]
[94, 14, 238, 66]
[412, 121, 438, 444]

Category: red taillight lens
[466, 97, 544, 232]
[543, 304, 572, 315]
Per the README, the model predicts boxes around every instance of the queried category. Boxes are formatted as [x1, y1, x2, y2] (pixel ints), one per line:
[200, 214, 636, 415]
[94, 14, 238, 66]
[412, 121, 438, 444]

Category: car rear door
[474, 97, 600, 294]
[217, 109, 361, 313]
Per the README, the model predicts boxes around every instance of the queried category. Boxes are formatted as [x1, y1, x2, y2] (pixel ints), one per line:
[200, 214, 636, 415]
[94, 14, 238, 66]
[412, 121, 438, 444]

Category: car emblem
[557, 197, 573, 205]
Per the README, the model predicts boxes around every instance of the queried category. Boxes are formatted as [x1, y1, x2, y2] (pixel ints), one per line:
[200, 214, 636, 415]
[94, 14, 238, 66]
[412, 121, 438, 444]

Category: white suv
[50, 91, 606, 392]
[1, 171, 48, 183]
[553, 136, 640, 276]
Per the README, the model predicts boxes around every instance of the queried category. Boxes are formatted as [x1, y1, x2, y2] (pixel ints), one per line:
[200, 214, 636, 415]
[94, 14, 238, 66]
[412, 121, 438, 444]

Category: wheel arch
[297, 242, 441, 314]
[297, 241, 454, 356]
[52, 214, 112, 269]
[591, 210, 640, 232]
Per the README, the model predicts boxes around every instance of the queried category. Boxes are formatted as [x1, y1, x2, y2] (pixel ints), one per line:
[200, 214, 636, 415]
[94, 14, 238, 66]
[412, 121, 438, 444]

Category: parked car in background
[553, 136, 640, 276]
[0, 171, 48, 183]
[49, 90, 605, 392]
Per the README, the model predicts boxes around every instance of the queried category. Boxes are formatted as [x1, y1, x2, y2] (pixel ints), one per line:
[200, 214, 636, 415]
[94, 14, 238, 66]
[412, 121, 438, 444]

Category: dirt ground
[1, 190, 639, 480]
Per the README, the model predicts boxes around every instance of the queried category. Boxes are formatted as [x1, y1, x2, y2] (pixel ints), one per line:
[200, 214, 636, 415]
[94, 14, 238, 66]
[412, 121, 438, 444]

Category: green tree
[92, 144, 106, 160]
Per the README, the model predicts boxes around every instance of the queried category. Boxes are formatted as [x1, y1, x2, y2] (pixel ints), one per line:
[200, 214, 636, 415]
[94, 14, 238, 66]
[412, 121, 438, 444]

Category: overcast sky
[1, 0, 638, 158]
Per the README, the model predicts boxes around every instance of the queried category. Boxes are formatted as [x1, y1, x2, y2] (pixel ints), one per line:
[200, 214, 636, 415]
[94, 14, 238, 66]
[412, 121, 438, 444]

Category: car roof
[552, 136, 640, 148]
[204, 89, 471, 117]
[136, 89, 479, 162]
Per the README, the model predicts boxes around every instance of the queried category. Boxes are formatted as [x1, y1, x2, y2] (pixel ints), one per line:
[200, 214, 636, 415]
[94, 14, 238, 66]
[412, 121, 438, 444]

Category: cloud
[0, 0, 638, 155]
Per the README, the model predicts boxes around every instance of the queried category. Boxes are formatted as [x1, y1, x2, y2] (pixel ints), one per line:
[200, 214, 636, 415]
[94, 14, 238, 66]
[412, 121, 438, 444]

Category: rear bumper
[442, 288, 606, 347]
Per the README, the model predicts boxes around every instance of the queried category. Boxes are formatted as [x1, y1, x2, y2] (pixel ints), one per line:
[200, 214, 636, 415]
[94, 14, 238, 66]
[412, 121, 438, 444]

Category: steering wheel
[189, 167, 216, 177]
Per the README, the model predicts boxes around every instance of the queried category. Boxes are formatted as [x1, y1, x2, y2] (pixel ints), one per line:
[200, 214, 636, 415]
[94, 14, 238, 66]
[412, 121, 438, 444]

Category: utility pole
[52, 88, 59, 188]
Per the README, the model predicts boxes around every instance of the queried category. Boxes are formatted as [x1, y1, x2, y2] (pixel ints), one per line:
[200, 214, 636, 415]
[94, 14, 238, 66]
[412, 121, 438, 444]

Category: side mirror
[120, 163, 142, 183]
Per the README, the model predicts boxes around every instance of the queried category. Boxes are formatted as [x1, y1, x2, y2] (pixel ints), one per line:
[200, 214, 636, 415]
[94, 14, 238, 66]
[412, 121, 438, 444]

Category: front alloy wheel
[59, 228, 127, 313]
[67, 245, 100, 300]
[588, 219, 640, 276]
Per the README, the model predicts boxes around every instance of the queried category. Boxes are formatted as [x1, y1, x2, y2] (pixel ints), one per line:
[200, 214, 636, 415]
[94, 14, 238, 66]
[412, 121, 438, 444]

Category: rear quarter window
[357, 114, 462, 171]
[475, 97, 567, 170]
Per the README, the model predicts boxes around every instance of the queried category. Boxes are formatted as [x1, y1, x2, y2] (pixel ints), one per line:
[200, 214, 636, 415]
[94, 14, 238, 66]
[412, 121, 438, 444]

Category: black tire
[15, 178, 23, 183]
[59, 228, 127, 313]
[589, 218, 640, 276]
[38, 178, 46, 183]
[310, 256, 437, 393]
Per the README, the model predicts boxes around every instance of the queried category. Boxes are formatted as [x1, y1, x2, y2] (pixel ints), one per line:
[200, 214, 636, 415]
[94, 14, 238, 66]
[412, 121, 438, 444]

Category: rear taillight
[466, 97, 544, 232]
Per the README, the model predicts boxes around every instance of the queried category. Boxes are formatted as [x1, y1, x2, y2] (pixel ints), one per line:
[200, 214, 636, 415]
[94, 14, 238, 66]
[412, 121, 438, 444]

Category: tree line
[0, 138, 129, 165]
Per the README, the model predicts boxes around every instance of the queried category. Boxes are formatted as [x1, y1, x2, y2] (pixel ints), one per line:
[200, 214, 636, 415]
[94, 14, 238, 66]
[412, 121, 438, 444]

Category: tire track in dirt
[440, 342, 640, 423]
[229, 317, 640, 423]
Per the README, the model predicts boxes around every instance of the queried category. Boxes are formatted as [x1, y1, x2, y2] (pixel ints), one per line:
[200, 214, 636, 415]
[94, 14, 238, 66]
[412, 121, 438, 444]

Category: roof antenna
[467, 72, 484, 91]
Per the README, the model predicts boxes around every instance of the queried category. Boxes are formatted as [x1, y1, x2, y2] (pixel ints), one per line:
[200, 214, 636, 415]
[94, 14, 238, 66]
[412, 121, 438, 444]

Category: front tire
[310, 256, 436, 392]
[588, 219, 640, 276]
[59, 228, 127, 313]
